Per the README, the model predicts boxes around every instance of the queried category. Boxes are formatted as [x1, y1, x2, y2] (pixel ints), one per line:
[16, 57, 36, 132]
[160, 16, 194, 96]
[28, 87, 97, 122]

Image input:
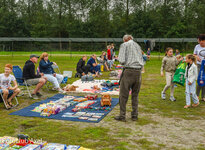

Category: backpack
[61, 76, 68, 84]
[81, 75, 94, 81]
[173, 61, 186, 86]
[197, 60, 205, 87]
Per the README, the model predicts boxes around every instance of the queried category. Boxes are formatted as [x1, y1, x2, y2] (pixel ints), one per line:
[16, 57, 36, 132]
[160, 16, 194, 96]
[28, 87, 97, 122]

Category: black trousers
[77, 65, 90, 74]
[119, 69, 142, 118]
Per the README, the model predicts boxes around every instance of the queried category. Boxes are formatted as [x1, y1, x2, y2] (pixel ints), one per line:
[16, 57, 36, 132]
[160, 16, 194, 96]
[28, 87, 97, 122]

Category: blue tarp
[10, 94, 119, 123]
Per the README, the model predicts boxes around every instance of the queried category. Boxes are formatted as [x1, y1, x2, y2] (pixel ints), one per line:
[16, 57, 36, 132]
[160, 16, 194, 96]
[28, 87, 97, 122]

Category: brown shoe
[114, 116, 126, 122]
[184, 105, 191, 109]
[192, 102, 200, 107]
[131, 116, 138, 121]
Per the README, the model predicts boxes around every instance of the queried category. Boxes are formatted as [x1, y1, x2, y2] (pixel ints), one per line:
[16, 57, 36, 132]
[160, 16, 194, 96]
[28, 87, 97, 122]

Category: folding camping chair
[52, 65, 61, 74]
[0, 89, 19, 109]
[12, 66, 32, 98]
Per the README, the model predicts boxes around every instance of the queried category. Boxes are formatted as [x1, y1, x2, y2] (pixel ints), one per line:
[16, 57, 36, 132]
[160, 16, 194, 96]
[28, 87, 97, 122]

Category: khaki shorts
[25, 78, 40, 85]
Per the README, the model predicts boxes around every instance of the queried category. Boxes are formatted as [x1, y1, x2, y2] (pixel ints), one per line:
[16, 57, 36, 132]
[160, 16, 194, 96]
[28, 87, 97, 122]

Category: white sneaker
[58, 89, 65, 93]
[52, 87, 58, 91]
[170, 96, 176, 101]
[161, 92, 166, 100]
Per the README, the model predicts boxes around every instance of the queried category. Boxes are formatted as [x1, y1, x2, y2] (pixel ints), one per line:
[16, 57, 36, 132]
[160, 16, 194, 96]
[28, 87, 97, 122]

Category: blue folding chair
[0, 89, 19, 109]
[12, 66, 32, 98]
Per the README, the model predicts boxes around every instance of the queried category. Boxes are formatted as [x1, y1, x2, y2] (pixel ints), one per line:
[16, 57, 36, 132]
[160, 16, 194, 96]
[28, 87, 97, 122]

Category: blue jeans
[90, 65, 101, 73]
[185, 80, 199, 106]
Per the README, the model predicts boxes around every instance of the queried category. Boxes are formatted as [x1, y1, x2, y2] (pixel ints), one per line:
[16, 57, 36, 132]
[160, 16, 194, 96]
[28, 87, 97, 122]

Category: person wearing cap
[23, 54, 47, 99]
[114, 35, 144, 122]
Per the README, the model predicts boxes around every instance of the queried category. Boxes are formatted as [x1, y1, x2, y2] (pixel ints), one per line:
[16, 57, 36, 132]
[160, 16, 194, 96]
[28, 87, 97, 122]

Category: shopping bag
[173, 61, 186, 86]
[197, 60, 205, 87]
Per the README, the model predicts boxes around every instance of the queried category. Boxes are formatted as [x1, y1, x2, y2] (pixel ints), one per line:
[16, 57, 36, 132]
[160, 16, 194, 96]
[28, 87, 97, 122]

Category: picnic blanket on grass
[67, 79, 120, 95]
[10, 94, 119, 123]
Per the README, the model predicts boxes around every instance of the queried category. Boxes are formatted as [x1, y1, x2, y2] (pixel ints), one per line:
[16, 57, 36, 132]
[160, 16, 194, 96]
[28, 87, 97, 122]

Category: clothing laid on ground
[23, 60, 41, 80]
[0, 74, 15, 89]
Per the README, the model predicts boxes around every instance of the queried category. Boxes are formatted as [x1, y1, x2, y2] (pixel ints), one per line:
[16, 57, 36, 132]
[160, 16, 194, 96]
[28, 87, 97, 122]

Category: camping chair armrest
[15, 77, 25, 80]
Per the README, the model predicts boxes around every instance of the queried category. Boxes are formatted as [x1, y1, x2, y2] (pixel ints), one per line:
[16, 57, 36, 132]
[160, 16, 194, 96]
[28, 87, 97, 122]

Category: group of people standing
[161, 34, 205, 108]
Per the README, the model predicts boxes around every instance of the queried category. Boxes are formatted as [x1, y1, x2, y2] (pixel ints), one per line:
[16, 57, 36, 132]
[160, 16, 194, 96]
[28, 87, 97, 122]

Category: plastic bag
[173, 61, 186, 86]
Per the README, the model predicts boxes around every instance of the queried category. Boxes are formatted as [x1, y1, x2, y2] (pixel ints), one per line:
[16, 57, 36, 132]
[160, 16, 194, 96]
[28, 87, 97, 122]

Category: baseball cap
[30, 54, 39, 59]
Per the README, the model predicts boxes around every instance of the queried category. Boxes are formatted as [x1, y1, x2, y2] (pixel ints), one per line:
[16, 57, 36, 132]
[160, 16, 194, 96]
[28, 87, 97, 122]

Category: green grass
[0, 55, 204, 149]
[0, 50, 194, 56]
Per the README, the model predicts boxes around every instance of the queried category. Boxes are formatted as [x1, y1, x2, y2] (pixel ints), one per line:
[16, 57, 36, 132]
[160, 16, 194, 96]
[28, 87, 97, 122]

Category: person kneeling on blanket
[0, 64, 20, 109]
[87, 54, 102, 77]
[76, 55, 90, 77]
[39, 52, 64, 93]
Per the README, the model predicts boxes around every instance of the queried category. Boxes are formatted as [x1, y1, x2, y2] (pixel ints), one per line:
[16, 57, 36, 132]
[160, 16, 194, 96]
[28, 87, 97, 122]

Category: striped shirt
[118, 40, 144, 68]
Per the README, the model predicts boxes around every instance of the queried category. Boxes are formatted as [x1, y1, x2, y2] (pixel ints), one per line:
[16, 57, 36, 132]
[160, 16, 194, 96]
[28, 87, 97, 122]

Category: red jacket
[107, 49, 111, 60]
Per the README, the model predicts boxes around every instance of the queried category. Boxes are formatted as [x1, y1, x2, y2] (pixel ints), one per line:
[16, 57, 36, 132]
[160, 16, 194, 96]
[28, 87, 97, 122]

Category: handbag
[81, 75, 94, 81]
[173, 61, 186, 86]
[197, 60, 205, 86]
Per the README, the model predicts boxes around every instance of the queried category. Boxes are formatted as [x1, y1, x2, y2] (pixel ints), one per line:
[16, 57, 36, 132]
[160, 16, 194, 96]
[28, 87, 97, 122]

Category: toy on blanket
[63, 84, 79, 92]
[72, 101, 95, 112]
[16, 139, 34, 147]
[4, 145, 23, 150]
[115, 64, 123, 69]
[0, 136, 18, 147]
[42, 143, 66, 150]
[20, 144, 41, 150]
[109, 70, 122, 79]
[73, 97, 88, 102]
[0, 144, 10, 150]
[32, 96, 77, 117]
[101, 80, 119, 88]
[84, 95, 97, 100]
[91, 85, 100, 90]
[101, 94, 112, 106]
[86, 106, 111, 111]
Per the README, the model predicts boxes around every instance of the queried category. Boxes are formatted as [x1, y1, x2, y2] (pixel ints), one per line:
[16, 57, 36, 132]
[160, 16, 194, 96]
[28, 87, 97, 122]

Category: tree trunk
[126, 0, 129, 24]
[59, 0, 62, 50]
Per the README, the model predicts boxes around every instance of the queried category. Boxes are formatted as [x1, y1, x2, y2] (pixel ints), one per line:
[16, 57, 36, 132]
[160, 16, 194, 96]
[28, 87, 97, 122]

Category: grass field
[0, 55, 205, 150]
[0, 50, 193, 57]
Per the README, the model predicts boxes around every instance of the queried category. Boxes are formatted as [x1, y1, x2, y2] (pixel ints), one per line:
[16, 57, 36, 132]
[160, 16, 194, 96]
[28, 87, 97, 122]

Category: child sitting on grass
[161, 47, 183, 101]
[0, 64, 20, 109]
[184, 54, 199, 108]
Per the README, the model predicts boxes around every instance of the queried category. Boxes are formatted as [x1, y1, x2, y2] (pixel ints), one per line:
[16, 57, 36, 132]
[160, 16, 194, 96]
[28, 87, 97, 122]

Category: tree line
[0, 0, 204, 38]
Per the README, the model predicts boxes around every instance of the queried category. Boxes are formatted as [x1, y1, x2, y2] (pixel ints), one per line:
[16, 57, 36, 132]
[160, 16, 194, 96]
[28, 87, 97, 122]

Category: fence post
[12, 41, 14, 57]
[69, 40, 72, 58]
[158, 38, 161, 60]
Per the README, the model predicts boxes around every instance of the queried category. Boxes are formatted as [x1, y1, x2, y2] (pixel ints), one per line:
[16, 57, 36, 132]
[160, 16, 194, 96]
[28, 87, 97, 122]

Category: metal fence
[0, 38, 198, 56]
